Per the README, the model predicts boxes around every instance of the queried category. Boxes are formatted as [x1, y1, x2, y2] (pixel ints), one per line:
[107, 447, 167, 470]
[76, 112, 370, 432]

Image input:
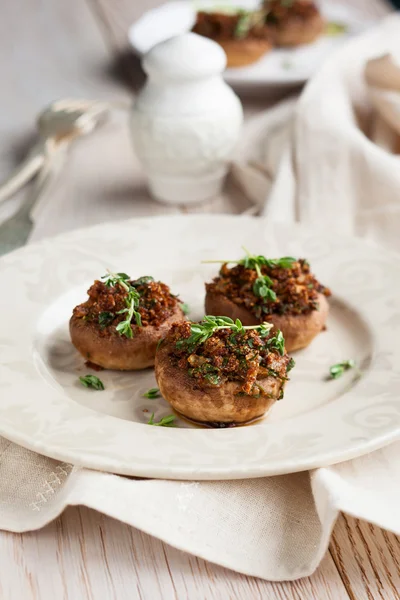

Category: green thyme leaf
[79, 374, 105, 390]
[102, 272, 130, 287]
[266, 256, 296, 269]
[156, 338, 165, 351]
[147, 413, 176, 427]
[98, 311, 115, 329]
[325, 21, 347, 36]
[181, 302, 190, 315]
[132, 276, 154, 286]
[258, 322, 275, 338]
[329, 360, 357, 380]
[116, 318, 133, 339]
[143, 388, 160, 399]
[233, 7, 268, 38]
[253, 277, 277, 301]
[205, 373, 221, 386]
[234, 10, 252, 38]
[268, 330, 285, 355]
[287, 357, 296, 372]
[252, 261, 277, 301]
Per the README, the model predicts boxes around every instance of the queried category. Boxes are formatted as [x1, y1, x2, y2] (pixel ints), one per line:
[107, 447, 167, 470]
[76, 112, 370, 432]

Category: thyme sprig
[177, 316, 286, 355]
[147, 413, 176, 427]
[79, 374, 105, 390]
[234, 8, 268, 39]
[101, 271, 142, 339]
[203, 248, 296, 301]
[269, 330, 285, 356]
[234, 10, 253, 38]
[253, 263, 276, 301]
[325, 21, 347, 36]
[143, 388, 160, 399]
[329, 360, 360, 380]
[203, 248, 295, 270]
[181, 302, 190, 315]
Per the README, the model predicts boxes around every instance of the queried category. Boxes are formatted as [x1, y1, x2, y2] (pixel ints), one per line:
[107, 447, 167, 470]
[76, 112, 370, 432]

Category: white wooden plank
[330, 515, 400, 600]
[0, 507, 349, 600]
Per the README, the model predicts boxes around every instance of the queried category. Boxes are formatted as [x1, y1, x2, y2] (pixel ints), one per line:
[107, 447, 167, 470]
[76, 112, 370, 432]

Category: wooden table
[1, 1, 398, 598]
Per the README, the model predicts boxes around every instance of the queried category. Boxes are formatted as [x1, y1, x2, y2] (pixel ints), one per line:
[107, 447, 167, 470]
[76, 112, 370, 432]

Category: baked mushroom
[192, 9, 272, 67]
[264, 0, 325, 47]
[155, 316, 294, 426]
[204, 251, 331, 352]
[70, 272, 186, 370]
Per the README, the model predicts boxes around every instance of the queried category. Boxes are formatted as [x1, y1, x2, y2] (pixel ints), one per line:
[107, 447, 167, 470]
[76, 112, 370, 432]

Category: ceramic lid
[142, 32, 227, 81]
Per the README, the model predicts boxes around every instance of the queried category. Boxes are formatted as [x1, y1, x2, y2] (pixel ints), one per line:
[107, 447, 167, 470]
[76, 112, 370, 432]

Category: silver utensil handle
[0, 144, 45, 204]
[0, 141, 69, 256]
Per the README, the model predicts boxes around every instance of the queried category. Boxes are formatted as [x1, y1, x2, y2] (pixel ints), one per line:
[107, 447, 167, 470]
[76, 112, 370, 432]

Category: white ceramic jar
[131, 32, 243, 204]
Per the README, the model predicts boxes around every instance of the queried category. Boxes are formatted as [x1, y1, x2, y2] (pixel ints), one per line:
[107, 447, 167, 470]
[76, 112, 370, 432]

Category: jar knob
[143, 32, 227, 82]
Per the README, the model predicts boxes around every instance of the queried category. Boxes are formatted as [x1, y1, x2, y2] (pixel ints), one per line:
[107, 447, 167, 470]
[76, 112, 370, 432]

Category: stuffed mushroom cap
[264, 0, 325, 47]
[192, 10, 273, 67]
[205, 256, 331, 352]
[155, 317, 294, 426]
[70, 273, 186, 370]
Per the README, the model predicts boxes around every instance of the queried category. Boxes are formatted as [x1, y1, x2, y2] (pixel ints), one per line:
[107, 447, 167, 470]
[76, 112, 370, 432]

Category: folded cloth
[236, 15, 400, 251]
[2, 14, 400, 583]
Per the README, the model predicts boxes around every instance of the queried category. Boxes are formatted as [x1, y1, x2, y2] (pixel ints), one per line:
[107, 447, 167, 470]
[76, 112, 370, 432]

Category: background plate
[128, 0, 373, 86]
[1, 215, 400, 479]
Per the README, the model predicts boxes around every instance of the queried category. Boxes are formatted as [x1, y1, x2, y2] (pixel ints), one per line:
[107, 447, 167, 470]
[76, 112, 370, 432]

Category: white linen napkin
[2, 14, 400, 583]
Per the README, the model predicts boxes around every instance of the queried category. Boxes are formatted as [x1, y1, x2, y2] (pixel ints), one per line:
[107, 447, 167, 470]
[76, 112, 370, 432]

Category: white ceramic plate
[1, 215, 400, 480]
[128, 0, 373, 86]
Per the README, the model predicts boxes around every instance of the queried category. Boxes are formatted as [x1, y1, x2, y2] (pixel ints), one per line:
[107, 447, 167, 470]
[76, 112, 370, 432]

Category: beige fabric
[2, 14, 400, 582]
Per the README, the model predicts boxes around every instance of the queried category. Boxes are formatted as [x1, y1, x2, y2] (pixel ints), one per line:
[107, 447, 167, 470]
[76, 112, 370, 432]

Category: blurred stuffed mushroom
[264, 0, 325, 47]
[192, 8, 273, 67]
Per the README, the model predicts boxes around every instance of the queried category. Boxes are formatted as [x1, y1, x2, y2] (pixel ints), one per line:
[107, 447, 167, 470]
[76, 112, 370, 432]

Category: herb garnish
[132, 276, 154, 286]
[79, 374, 105, 390]
[143, 388, 160, 399]
[147, 413, 176, 427]
[101, 271, 142, 339]
[269, 330, 285, 356]
[252, 266, 276, 301]
[98, 311, 115, 329]
[204, 372, 221, 386]
[234, 8, 266, 38]
[177, 316, 286, 355]
[234, 10, 252, 38]
[177, 316, 273, 350]
[325, 21, 347, 36]
[203, 248, 296, 301]
[181, 302, 190, 315]
[287, 357, 296, 372]
[329, 360, 358, 380]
